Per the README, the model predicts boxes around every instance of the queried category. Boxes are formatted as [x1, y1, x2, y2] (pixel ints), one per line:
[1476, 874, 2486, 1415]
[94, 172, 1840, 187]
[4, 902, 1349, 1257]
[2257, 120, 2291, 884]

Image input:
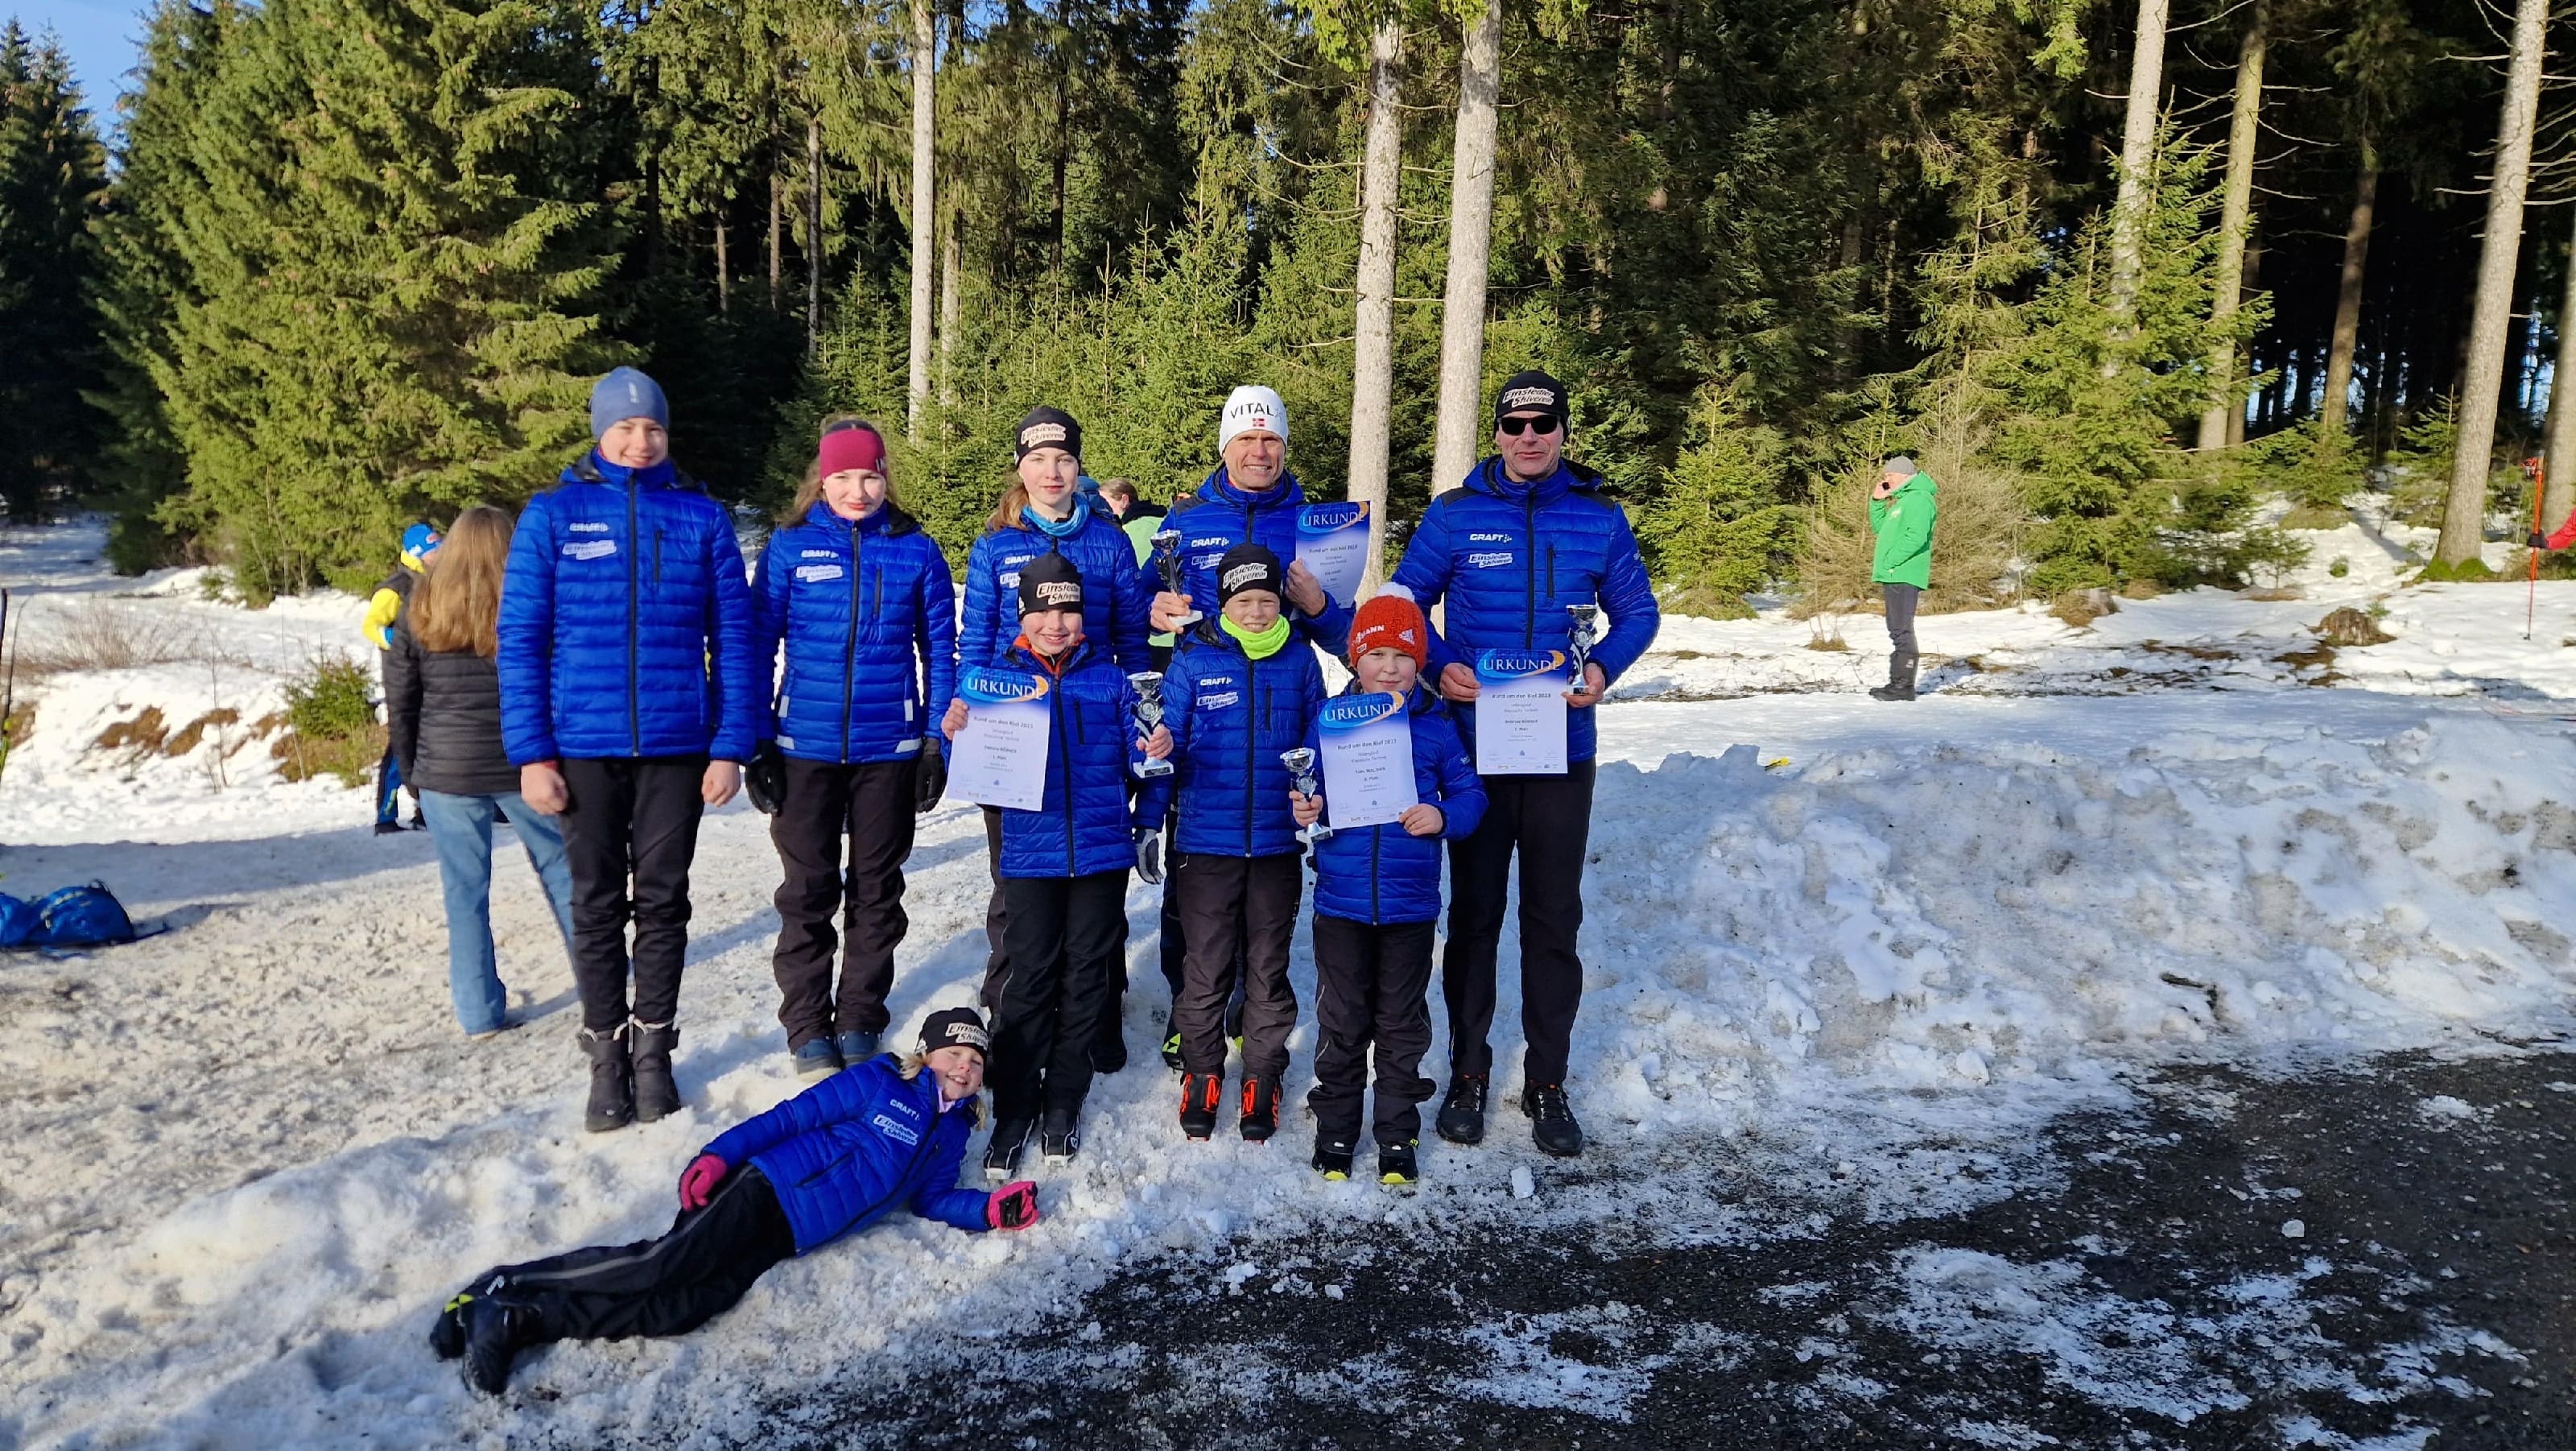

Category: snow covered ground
[5, 502, 2575, 1448]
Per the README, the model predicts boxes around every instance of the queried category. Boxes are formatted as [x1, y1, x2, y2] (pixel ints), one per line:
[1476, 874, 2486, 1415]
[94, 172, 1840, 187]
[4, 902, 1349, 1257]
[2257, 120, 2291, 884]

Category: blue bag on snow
[34, 882, 139, 947]
[0, 893, 37, 948]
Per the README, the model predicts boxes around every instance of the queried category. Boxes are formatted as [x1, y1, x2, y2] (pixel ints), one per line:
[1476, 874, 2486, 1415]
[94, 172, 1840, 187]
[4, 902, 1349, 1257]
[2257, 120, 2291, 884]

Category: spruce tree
[0, 24, 109, 520]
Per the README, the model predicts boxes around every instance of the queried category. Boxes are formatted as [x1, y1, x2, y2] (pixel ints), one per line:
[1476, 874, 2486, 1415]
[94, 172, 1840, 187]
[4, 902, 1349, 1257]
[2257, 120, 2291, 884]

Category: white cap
[1220, 385, 1289, 452]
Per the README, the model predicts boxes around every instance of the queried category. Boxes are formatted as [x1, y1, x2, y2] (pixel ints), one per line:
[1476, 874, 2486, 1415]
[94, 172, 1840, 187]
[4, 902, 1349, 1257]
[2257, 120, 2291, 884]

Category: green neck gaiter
[1220, 614, 1293, 660]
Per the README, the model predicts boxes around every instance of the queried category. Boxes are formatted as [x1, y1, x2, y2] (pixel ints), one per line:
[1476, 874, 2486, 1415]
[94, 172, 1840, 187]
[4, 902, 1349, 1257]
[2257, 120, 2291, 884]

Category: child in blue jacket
[957, 409, 1157, 1072]
[751, 418, 959, 1081]
[433, 1008, 1039, 1396]
[497, 368, 762, 1135]
[940, 552, 1167, 1177]
[1155, 543, 1324, 1143]
[1288, 593, 1486, 1184]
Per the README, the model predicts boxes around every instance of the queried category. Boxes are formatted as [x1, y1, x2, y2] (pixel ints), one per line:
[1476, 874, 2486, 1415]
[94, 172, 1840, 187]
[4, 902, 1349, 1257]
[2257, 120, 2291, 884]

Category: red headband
[818, 424, 886, 480]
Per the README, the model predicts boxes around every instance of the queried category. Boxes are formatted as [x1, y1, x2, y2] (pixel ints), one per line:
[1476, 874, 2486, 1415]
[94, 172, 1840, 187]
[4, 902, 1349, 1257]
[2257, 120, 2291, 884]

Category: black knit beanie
[1015, 407, 1083, 462]
[1017, 550, 1086, 618]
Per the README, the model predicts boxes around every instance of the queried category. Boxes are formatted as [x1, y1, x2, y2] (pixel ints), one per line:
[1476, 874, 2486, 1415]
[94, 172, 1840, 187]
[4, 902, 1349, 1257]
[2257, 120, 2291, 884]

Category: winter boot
[431, 1271, 508, 1360]
[1092, 1017, 1128, 1076]
[1435, 1075, 1488, 1146]
[1377, 1139, 1419, 1186]
[458, 1294, 539, 1396]
[1238, 1077, 1280, 1142]
[1521, 1082, 1585, 1158]
[578, 1023, 633, 1134]
[1312, 1135, 1356, 1180]
[1160, 1028, 1185, 1073]
[1179, 1072, 1223, 1140]
[630, 1019, 680, 1123]
[1041, 1102, 1083, 1164]
[790, 1036, 844, 1081]
[834, 1028, 881, 1065]
[1868, 651, 1918, 702]
[985, 1116, 1036, 1180]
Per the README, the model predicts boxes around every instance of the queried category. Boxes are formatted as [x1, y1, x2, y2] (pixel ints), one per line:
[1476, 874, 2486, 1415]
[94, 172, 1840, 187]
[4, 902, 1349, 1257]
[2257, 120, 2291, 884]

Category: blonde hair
[1096, 477, 1136, 506]
[783, 415, 897, 525]
[983, 480, 1034, 536]
[898, 1050, 985, 1121]
[411, 506, 511, 657]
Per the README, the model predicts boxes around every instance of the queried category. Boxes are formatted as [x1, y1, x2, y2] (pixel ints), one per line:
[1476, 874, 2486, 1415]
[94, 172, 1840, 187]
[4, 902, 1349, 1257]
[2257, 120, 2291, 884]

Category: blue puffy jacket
[1386, 457, 1661, 765]
[1162, 469, 1354, 656]
[1307, 685, 1487, 924]
[699, 1055, 989, 1252]
[967, 639, 1146, 878]
[753, 502, 958, 765]
[1153, 624, 1327, 858]
[957, 504, 1154, 675]
[498, 454, 760, 766]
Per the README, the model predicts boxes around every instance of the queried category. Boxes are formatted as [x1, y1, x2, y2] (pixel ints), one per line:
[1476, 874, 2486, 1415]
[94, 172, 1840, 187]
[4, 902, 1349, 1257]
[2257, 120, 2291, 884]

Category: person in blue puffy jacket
[497, 368, 762, 1136]
[432, 1007, 1040, 1396]
[940, 552, 1167, 1179]
[1383, 370, 1661, 1161]
[957, 408, 1154, 1069]
[1154, 542, 1324, 1145]
[1287, 593, 1486, 1185]
[750, 417, 959, 1081]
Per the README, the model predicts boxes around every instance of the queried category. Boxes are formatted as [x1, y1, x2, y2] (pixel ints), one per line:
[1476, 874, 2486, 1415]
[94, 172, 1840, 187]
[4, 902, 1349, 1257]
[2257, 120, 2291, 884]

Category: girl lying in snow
[430, 1007, 1039, 1395]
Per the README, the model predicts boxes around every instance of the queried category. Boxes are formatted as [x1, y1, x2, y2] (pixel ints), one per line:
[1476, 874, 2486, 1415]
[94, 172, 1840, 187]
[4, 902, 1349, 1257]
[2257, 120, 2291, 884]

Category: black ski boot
[1378, 1139, 1419, 1186]
[630, 1019, 680, 1123]
[1435, 1075, 1488, 1146]
[1160, 1028, 1185, 1073]
[1312, 1135, 1356, 1180]
[578, 1023, 633, 1134]
[459, 1294, 539, 1395]
[1521, 1082, 1584, 1157]
[1041, 1102, 1083, 1164]
[1179, 1072, 1222, 1140]
[985, 1115, 1035, 1180]
[1238, 1077, 1280, 1142]
[1092, 1018, 1128, 1076]
[1868, 651, 1918, 702]
[431, 1271, 510, 1359]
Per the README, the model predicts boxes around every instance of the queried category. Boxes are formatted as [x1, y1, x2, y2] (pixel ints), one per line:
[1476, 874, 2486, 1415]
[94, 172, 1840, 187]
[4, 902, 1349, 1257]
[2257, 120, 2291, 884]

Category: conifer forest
[1, 0, 2569, 608]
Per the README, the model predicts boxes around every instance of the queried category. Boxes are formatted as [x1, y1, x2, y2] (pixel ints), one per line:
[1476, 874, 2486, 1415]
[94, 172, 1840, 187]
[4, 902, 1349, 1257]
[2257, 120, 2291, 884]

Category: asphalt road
[771, 1048, 2575, 1450]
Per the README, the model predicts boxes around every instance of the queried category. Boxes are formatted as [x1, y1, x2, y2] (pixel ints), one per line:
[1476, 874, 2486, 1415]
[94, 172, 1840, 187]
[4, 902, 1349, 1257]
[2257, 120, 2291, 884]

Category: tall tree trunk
[806, 116, 824, 353]
[907, 0, 936, 436]
[1346, 18, 1404, 592]
[769, 169, 783, 312]
[2231, 242, 2260, 444]
[2545, 209, 2576, 531]
[1429, 0, 1501, 503]
[2437, 0, 2551, 565]
[2196, 3, 2264, 451]
[2105, 0, 2172, 331]
[715, 218, 729, 316]
[939, 209, 961, 408]
[2320, 151, 2377, 439]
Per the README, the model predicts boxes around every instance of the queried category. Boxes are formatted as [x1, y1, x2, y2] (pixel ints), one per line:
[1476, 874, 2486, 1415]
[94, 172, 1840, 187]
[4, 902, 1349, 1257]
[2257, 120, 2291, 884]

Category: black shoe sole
[1240, 1122, 1277, 1142]
[1434, 1116, 1484, 1146]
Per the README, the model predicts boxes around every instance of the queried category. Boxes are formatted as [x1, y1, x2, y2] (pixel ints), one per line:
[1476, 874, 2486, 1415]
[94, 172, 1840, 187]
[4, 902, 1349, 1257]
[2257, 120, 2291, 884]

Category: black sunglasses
[1498, 415, 1562, 437]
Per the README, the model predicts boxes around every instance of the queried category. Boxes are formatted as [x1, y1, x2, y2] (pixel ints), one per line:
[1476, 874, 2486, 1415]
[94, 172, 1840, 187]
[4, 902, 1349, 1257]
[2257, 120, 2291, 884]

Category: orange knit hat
[1349, 593, 1430, 668]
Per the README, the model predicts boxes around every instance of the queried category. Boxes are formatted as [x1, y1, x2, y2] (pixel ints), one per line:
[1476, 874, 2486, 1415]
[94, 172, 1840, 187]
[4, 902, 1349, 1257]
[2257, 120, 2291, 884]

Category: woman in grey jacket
[386, 506, 576, 1037]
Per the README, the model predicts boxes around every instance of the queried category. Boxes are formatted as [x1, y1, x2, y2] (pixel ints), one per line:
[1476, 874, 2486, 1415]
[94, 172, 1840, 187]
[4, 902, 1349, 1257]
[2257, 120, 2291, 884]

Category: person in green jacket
[1099, 477, 1174, 668]
[1867, 456, 1935, 702]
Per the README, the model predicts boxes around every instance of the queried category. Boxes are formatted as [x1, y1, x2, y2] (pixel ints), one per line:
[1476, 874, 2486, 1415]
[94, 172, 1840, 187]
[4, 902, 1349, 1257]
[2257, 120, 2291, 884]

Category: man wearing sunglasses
[1381, 369, 1661, 1160]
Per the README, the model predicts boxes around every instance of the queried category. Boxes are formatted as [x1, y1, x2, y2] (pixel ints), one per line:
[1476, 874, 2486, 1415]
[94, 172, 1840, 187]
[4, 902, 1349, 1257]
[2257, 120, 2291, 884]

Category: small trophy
[1567, 604, 1600, 683]
[1128, 672, 1174, 777]
[1282, 747, 1331, 844]
[1150, 530, 1203, 628]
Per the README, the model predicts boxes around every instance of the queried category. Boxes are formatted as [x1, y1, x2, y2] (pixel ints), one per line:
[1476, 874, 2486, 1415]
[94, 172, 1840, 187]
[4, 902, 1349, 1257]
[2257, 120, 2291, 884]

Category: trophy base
[1299, 826, 1334, 845]
[1135, 760, 1174, 777]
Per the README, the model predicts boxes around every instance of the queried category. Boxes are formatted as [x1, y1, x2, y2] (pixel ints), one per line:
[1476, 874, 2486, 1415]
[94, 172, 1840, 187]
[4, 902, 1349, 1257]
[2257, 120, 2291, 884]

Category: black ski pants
[1173, 852, 1302, 1081]
[559, 756, 708, 1032]
[991, 870, 1127, 1121]
[1308, 915, 1436, 1144]
[478, 1164, 796, 1344]
[770, 759, 916, 1046]
[1443, 759, 1596, 1087]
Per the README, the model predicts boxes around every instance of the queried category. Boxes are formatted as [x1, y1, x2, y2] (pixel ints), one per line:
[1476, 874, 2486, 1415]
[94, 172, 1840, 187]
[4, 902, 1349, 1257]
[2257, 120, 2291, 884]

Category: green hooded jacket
[1867, 471, 1936, 589]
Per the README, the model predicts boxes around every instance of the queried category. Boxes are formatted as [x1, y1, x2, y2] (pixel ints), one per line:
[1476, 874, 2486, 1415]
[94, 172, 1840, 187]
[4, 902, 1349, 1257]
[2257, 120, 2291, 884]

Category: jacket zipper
[1370, 821, 1382, 921]
[841, 520, 862, 763]
[1056, 676, 1077, 873]
[1522, 492, 1538, 649]
[625, 481, 642, 754]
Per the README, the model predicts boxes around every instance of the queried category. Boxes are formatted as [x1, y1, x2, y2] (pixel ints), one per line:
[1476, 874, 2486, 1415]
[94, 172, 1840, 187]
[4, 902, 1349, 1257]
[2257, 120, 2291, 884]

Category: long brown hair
[411, 506, 511, 657]
[782, 415, 898, 525]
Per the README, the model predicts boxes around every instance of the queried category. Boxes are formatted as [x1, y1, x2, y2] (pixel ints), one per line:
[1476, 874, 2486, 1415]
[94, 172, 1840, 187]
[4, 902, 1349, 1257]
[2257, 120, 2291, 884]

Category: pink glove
[677, 1153, 729, 1212]
[987, 1180, 1041, 1231]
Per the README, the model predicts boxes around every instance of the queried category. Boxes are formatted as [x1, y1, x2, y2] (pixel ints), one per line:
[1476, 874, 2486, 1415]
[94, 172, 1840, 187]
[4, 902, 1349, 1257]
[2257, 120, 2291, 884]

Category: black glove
[745, 742, 786, 816]
[1134, 827, 1165, 885]
[2531, 531, 2549, 551]
[914, 738, 947, 813]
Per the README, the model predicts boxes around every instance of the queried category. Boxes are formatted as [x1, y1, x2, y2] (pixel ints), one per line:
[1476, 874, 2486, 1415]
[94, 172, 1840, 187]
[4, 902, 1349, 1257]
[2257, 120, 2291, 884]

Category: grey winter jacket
[385, 606, 521, 796]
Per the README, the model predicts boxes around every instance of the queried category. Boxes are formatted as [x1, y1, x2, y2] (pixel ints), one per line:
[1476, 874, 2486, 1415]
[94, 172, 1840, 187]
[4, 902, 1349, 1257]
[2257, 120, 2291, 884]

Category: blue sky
[9, 0, 146, 111]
